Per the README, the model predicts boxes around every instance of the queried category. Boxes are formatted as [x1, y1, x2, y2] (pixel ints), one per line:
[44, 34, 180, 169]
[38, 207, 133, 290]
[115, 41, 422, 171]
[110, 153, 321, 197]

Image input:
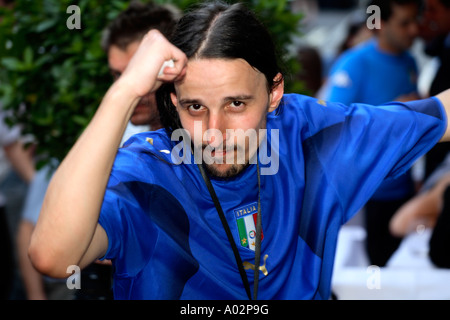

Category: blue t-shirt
[321, 38, 418, 106]
[321, 38, 419, 200]
[98, 94, 446, 300]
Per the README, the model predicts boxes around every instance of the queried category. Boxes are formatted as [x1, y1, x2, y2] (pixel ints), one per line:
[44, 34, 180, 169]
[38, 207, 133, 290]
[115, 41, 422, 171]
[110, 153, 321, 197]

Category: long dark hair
[156, 1, 283, 135]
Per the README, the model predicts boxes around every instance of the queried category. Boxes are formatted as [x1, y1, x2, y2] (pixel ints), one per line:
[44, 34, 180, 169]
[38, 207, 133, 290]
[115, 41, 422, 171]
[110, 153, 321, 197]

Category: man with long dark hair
[30, 1, 450, 300]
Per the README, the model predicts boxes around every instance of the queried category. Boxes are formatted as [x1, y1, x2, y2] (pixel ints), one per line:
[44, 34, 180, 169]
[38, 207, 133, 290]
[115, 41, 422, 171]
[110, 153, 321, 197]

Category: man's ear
[170, 92, 178, 107]
[268, 73, 284, 113]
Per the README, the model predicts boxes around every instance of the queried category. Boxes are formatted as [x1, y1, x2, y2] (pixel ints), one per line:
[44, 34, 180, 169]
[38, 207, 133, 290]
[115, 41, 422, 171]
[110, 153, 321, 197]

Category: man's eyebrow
[178, 98, 203, 105]
[223, 95, 254, 102]
[178, 95, 254, 105]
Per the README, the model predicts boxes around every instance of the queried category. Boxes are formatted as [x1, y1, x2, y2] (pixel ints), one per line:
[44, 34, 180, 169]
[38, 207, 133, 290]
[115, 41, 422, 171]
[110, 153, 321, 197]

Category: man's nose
[205, 113, 226, 147]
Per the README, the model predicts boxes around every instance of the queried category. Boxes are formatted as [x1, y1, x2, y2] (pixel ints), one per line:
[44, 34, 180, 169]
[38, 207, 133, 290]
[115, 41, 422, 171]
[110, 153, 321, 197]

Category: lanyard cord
[197, 162, 262, 300]
[253, 161, 262, 300]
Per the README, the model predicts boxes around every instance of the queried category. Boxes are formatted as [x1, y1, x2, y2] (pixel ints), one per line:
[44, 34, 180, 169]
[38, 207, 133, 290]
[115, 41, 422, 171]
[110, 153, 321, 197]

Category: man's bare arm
[29, 30, 187, 278]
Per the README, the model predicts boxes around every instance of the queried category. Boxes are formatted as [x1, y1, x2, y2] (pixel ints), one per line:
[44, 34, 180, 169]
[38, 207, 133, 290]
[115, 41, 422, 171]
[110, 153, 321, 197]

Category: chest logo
[234, 202, 263, 251]
[243, 254, 269, 276]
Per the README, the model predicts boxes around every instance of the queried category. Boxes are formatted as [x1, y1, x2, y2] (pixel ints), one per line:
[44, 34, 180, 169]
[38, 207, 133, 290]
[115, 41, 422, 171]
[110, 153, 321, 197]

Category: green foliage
[0, 0, 302, 168]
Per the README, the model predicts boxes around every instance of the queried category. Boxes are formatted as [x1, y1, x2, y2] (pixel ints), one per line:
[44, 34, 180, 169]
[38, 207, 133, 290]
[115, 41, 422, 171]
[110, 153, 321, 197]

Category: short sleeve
[97, 147, 159, 277]
[302, 97, 447, 223]
[97, 173, 125, 261]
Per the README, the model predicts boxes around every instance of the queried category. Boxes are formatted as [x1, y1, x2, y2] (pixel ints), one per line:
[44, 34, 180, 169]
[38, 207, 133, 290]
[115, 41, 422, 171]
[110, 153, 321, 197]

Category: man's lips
[204, 145, 239, 159]
[211, 149, 227, 157]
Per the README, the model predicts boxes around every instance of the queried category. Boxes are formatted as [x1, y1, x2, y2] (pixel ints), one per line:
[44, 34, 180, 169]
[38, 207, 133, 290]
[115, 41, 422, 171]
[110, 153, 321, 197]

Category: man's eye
[188, 104, 204, 111]
[230, 101, 244, 107]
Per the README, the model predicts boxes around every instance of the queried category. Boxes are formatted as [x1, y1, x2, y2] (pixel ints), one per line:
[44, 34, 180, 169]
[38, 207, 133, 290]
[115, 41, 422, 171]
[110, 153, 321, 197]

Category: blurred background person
[390, 153, 450, 268]
[295, 46, 324, 96]
[418, 0, 450, 179]
[0, 109, 35, 299]
[319, 0, 422, 267]
[101, 1, 181, 144]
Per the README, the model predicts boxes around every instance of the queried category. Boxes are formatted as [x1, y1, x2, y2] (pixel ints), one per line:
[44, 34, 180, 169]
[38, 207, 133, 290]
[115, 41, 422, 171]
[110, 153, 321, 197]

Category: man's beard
[203, 161, 250, 179]
[188, 123, 266, 179]
[198, 143, 251, 179]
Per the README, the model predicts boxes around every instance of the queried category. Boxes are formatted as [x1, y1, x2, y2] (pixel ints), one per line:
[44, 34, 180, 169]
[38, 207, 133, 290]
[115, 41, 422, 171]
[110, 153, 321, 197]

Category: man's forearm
[29, 80, 140, 277]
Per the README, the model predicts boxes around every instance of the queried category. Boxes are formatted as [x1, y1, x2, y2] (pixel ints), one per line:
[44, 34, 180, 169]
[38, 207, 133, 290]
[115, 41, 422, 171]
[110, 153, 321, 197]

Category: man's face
[424, 0, 450, 35]
[381, 3, 420, 52]
[170, 58, 283, 178]
[108, 41, 160, 128]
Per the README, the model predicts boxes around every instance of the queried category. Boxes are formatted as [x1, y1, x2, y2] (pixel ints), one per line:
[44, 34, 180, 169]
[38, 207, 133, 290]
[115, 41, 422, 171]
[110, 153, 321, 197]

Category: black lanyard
[197, 162, 262, 300]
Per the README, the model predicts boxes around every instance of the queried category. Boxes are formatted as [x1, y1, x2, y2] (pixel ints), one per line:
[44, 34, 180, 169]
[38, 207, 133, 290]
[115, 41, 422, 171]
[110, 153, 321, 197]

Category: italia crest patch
[234, 202, 263, 251]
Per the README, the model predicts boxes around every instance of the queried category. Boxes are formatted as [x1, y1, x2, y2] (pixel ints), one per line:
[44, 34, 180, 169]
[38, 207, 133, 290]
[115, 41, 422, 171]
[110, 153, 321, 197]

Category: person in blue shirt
[30, 1, 450, 300]
[320, 0, 422, 267]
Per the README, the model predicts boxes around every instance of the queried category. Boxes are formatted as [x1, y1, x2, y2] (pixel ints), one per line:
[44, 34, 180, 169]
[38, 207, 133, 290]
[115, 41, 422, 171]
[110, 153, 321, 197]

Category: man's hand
[118, 29, 188, 98]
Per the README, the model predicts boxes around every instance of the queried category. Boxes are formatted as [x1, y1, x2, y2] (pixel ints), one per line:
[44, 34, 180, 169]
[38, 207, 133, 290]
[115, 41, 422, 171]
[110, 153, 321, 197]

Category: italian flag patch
[234, 203, 263, 251]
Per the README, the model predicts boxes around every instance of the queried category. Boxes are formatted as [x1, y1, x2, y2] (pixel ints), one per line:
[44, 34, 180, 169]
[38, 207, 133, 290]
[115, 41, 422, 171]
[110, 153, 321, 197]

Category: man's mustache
[201, 143, 239, 153]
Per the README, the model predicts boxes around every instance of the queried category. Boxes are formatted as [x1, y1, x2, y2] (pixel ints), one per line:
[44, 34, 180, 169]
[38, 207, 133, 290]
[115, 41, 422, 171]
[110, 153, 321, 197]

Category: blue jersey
[322, 38, 418, 106]
[98, 94, 446, 300]
[321, 38, 419, 200]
